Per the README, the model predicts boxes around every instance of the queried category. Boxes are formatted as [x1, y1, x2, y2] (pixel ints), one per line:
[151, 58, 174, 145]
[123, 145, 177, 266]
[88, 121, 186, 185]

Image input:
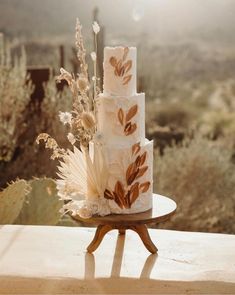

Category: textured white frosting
[89, 139, 153, 215]
[96, 93, 145, 146]
[103, 47, 137, 96]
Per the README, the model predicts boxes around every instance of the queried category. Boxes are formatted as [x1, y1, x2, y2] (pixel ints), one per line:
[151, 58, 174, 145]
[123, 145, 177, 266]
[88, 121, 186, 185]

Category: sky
[0, 0, 235, 44]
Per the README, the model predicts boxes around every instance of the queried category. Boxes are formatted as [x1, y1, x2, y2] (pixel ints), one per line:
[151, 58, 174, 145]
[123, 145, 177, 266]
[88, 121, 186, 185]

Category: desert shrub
[198, 110, 235, 139]
[146, 100, 199, 131]
[0, 34, 33, 161]
[0, 76, 72, 188]
[154, 136, 235, 233]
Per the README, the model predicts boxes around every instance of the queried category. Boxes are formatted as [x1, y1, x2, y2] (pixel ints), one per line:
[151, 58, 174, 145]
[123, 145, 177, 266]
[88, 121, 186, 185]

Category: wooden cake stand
[71, 194, 177, 254]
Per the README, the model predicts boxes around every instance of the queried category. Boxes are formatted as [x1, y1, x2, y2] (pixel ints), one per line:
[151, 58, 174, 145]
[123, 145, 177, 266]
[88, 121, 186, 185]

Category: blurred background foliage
[0, 0, 235, 233]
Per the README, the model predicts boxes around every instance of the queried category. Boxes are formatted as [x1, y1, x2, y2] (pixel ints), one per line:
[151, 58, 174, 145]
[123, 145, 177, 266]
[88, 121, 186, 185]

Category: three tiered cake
[92, 46, 153, 215]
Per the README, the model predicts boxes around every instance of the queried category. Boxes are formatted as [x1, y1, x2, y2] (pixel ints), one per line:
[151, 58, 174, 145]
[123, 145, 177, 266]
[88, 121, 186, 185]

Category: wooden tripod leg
[131, 224, 158, 254]
[87, 224, 113, 253]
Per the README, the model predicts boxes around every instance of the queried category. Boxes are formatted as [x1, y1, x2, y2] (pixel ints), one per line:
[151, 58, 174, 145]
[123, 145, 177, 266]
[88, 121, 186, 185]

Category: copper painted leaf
[139, 181, 150, 193]
[130, 182, 140, 204]
[124, 122, 132, 134]
[113, 192, 124, 208]
[109, 56, 117, 67]
[139, 151, 147, 166]
[135, 155, 141, 167]
[136, 166, 148, 179]
[126, 162, 137, 183]
[116, 60, 123, 76]
[126, 104, 138, 122]
[132, 142, 141, 155]
[118, 108, 124, 125]
[125, 191, 131, 208]
[123, 60, 132, 73]
[120, 66, 125, 77]
[123, 47, 129, 61]
[104, 189, 114, 200]
[123, 74, 132, 85]
[115, 181, 125, 201]
[125, 123, 137, 136]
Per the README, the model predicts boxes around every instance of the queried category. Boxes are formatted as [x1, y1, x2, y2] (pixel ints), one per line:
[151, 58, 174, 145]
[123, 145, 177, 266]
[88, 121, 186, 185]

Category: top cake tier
[103, 46, 137, 96]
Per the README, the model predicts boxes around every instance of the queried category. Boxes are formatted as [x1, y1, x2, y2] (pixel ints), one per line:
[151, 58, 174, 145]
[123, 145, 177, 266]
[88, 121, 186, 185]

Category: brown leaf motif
[104, 189, 114, 200]
[132, 142, 141, 155]
[139, 182, 150, 193]
[123, 75, 132, 85]
[105, 146, 150, 209]
[109, 47, 132, 85]
[130, 182, 139, 205]
[118, 108, 124, 126]
[126, 104, 138, 122]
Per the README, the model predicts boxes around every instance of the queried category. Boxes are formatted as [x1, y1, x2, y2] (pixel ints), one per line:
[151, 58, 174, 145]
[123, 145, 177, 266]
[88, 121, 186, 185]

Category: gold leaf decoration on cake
[139, 182, 150, 193]
[126, 104, 138, 122]
[132, 142, 141, 155]
[118, 108, 124, 126]
[104, 145, 150, 209]
[109, 47, 132, 85]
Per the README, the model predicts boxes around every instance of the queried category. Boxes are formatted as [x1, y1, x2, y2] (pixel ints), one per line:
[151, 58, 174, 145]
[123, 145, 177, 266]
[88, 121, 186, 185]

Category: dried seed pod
[81, 112, 96, 129]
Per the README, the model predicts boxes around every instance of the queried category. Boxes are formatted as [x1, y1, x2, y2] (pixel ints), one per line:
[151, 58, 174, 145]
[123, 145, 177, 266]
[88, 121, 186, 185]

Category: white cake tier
[103, 46, 137, 96]
[89, 139, 153, 214]
[96, 93, 145, 146]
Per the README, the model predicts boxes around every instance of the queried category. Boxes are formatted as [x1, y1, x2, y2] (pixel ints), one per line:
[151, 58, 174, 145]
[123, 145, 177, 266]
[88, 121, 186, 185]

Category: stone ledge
[0, 225, 235, 294]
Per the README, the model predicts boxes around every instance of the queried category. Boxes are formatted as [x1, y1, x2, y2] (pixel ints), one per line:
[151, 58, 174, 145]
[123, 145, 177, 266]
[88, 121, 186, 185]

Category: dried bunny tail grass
[81, 112, 96, 130]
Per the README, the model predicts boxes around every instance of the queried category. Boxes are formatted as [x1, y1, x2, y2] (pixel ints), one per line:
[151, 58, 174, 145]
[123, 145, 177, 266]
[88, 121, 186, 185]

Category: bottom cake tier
[90, 139, 153, 214]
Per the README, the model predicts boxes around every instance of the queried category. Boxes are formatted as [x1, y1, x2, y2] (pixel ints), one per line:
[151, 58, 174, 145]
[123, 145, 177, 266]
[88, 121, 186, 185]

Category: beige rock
[0, 225, 235, 294]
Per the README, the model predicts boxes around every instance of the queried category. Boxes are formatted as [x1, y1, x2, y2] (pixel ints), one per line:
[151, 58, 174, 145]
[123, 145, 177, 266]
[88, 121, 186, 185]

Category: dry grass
[154, 136, 235, 233]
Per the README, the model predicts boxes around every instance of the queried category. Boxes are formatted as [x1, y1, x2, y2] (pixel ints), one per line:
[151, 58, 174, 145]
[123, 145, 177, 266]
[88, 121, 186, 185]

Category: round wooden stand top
[72, 194, 177, 225]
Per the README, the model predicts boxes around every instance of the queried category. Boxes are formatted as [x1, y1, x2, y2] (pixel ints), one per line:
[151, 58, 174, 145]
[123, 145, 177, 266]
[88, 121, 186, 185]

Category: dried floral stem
[75, 18, 88, 81]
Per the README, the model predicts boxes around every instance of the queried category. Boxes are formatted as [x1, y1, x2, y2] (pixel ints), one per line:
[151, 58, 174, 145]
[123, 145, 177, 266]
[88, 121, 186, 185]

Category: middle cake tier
[96, 93, 145, 146]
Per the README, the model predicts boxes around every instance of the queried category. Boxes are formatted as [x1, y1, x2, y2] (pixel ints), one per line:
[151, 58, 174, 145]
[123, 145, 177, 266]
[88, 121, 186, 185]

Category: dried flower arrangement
[118, 104, 138, 136]
[36, 20, 109, 218]
[109, 47, 132, 85]
[104, 142, 150, 209]
[37, 19, 100, 156]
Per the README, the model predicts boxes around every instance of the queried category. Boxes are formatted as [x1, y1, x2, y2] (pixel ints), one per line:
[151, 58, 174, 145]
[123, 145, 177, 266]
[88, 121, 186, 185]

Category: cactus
[0, 180, 30, 224]
[15, 178, 63, 225]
